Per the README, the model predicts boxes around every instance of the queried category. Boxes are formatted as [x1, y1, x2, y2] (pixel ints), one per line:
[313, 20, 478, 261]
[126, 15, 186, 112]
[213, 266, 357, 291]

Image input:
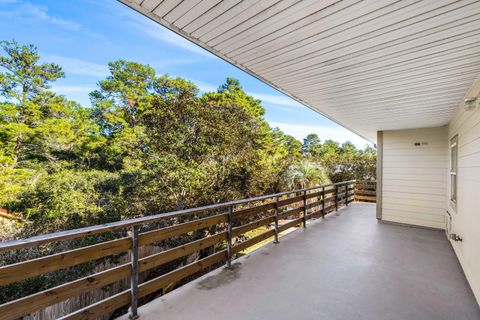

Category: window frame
[450, 135, 458, 210]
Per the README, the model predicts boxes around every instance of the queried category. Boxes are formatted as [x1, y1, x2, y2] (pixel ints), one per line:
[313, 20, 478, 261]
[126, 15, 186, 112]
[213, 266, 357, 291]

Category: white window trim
[450, 135, 458, 211]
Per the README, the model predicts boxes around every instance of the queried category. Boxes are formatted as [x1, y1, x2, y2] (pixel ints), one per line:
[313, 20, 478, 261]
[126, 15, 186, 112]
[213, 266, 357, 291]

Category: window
[450, 135, 458, 206]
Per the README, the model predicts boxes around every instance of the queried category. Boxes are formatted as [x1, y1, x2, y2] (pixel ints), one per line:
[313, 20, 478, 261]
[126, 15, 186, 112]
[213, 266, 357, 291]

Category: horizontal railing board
[0, 263, 131, 320]
[232, 229, 276, 254]
[324, 188, 336, 195]
[139, 213, 227, 246]
[58, 289, 131, 320]
[323, 196, 336, 203]
[0, 237, 131, 286]
[306, 190, 324, 199]
[306, 200, 323, 209]
[355, 190, 376, 195]
[355, 195, 377, 201]
[232, 216, 275, 237]
[138, 251, 227, 298]
[278, 207, 303, 219]
[139, 232, 227, 272]
[278, 217, 303, 233]
[355, 184, 377, 190]
[277, 195, 304, 207]
[233, 202, 275, 220]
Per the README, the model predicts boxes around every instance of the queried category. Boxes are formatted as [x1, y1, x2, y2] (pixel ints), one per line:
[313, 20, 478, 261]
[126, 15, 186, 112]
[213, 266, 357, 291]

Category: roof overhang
[118, 0, 480, 143]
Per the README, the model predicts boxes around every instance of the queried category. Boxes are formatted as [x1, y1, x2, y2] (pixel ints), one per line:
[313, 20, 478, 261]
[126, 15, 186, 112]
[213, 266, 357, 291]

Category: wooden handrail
[0, 180, 356, 253]
[0, 180, 362, 320]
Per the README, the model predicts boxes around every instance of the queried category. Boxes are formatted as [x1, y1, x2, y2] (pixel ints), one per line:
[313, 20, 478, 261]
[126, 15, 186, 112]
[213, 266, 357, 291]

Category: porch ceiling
[119, 0, 480, 143]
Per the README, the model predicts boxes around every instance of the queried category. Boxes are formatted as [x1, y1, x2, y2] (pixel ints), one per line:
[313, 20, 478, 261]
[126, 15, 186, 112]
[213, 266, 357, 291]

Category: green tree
[89, 60, 155, 169]
[0, 40, 102, 207]
[284, 160, 330, 189]
[302, 133, 321, 157]
[0, 40, 64, 165]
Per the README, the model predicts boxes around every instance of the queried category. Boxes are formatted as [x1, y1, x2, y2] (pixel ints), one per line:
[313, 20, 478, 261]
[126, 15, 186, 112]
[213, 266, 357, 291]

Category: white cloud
[269, 122, 372, 148]
[191, 80, 218, 93]
[52, 84, 95, 107]
[0, 2, 81, 30]
[150, 58, 197, 71]
[44, 55, 108, 78]
[247, 92, 299, 107]
[120, 8, 215, 58]
[0, 2, 109, 41]
[266, 104, 296, 112]
[52, 85, 95, 94]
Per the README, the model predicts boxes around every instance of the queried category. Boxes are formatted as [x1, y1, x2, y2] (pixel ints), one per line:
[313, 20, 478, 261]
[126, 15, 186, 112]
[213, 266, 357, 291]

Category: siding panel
[382, 127, 447, 229]
[447, 78, 480, 305]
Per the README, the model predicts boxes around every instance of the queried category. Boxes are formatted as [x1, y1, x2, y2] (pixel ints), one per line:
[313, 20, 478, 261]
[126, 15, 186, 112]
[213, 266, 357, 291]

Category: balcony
[121, 203, 480, 320]
[0, 181, 478, 319]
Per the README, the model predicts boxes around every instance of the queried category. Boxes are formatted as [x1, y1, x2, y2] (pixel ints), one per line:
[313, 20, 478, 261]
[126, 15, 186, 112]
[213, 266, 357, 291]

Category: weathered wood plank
[58, 290, 130, 320]
[139, 232, 227, 272]
[0, 238, 131, 286]
[139, 251, 227, 298]
[355, 195, 377, 201]
[231, 229, 275, 254]
[277, 195, 303, 207]
[306, 191, 324, 199]
[355, 190, 376, 196]
[139, 213, 227, 246]
[232, 216, 275, 237]
[324, 188, 336, 195]
[233, 202, 275, 220]
[278, 217, 303, 232]
[323, 196, 336, 203]
[0, 264, 131, 320]
[306, 200, 322, 209]
[278, 207, 303, 219]
[355, 184, 376, 190]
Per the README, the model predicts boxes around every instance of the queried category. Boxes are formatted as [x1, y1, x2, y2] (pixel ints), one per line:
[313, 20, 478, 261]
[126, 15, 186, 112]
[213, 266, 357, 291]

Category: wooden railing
[354, 180, 377, 202]
[0, 180, 371, 320]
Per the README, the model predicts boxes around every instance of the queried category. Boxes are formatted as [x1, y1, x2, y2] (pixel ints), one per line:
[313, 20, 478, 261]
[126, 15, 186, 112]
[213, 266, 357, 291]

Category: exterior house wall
[381, 127, 448, 229]
[447, 79, 480, 305]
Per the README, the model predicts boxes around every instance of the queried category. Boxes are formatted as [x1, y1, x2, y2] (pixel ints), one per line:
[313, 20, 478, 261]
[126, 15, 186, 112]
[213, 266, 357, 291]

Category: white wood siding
[381, 127, 448, 229]
[447, 78, 480, 305]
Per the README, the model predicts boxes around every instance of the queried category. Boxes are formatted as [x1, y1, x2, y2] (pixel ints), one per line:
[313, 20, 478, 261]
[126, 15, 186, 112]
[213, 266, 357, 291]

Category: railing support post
[335, 185, 339, 214]
[303, 190, 307, 228]
[321, 187, 325, 218]
[129, 226, 139, 320]
[354, 182, 357, 202]
[273, 196, 279, 244]
[226, 205, 233, 269]
[345, 182, 349, 206]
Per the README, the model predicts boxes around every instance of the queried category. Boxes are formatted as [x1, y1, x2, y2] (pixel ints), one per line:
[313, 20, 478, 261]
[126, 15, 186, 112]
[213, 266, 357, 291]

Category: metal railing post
[303, 190, 307, 228]
[129, 226, 139, 320]
[335, 185, 339, 213]
[273, 196, 279, 244]
[321, 187, 325, 218]
[226, 205, 233, 268]
[345, 182, 349, 206]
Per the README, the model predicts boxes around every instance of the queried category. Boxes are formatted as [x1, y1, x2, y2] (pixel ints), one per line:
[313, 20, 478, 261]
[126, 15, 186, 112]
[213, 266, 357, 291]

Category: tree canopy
[0, 40, 376, 238]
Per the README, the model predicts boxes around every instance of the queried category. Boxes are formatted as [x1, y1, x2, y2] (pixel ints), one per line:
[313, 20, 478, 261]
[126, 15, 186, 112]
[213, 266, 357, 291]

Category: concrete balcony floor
[124, 203, 480, 320]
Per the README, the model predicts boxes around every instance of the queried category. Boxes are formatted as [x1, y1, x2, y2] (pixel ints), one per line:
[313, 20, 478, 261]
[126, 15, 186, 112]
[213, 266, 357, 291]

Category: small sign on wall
[414, 142, 429, 147]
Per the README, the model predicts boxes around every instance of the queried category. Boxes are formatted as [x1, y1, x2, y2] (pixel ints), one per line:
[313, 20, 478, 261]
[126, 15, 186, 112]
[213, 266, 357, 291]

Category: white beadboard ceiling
[118, 0, 480, 143]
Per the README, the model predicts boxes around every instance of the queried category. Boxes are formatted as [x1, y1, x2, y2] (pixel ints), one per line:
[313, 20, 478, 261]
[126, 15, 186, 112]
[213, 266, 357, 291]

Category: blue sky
[0, 0, 371, 147]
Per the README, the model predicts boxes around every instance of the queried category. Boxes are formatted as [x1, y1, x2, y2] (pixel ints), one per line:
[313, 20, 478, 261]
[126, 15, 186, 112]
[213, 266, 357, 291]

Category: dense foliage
[0, 40, 375, 239]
